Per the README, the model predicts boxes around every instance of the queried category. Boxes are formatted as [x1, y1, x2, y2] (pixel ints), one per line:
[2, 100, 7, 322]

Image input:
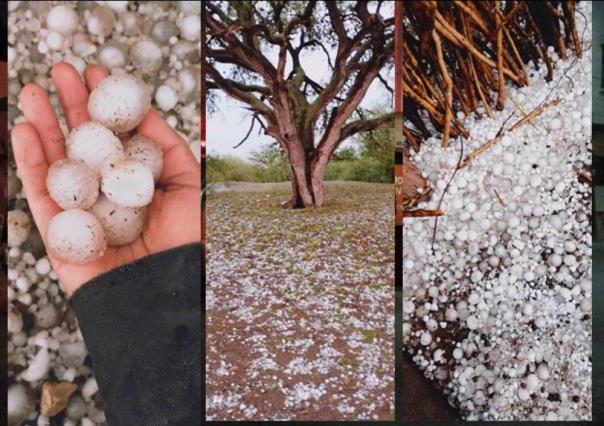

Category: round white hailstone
[35, 258, 52, 275]
[73, 33, 97, 57]
[98, 43, 126, 69]
[548, 253, 562, 267]
[534, 317, 546, 328]
[563, 254, 576, 266]
[46, 159, 100, 210]
[152, 20, 178, 44]
[36, 304, 59, 329]
[471, 270, 483, 283]
[526, 374, 540, 393]
[530, 175, 542, 188]
[508, 216, 520, 228]
[179, 69, 197, 95]
[47, 5, 79, 35]
[21, 347, 50, 382]
[536, 364, 550, 380]
[130, 40, 163, 75]
[88, 74, 151, 132]
[46, 31, 64, 51]
[8, 383, 34, 426]
[155, 85, 178, 111]
[466, 315, 478, 330]
[15, 277, 30, 293]
[419, 332, 432, 346]
[123, 134, 163, 182]
[105, 1, 129, 12]
[179, 0, 202, 14]
[90, 195, 147, 246]
[189, 141, 201, 163]
[46, 210, 107, 264]
[178, 15, 201, 41]
[468, 292, 480, 305]
[8, 210, 31, 249]
[101, 160, 155, 208]
[445, 307, 458, 322]
[453, 348, 464, 360]
[549, 118, 562, 131]
[517, 388, 530, 402]
[87, 6, 115, 37]
[67, 122, 124, 173]
[564, 241, 577, 252]
[523, 303, 533, 316]
[523, 270, 535, 282]
[8, 306, 23, 334]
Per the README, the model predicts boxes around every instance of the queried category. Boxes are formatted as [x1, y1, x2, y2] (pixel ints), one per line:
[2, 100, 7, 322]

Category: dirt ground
[205, 181, 394, 421]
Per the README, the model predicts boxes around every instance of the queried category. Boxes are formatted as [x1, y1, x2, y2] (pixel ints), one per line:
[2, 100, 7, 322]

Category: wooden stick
[458, 98, 560, 169]
[432, 31, 453, 148]
[402, 209, 443, 218]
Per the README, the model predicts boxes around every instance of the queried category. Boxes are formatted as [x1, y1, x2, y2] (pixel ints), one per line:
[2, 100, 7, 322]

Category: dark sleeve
[70, 243, 202, 426]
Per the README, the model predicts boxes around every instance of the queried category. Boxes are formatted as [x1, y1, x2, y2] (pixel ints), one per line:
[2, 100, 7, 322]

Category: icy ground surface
[403, 4, 592, 421]
[7, 2, 201, 425]
[206, 181, 394, 421]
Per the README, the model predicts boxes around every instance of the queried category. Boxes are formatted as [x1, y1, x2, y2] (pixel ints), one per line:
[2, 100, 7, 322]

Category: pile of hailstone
[47, 73, 159, 263]
[403, 5, 592, 421]
[7, 1, 200, 425]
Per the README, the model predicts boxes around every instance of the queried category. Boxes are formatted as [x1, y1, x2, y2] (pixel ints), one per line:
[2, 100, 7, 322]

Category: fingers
[11, 123, 62, 242]
[51, 62, 91, 131]
[84, 65, 107, 92]
[137, 108, 200, 188]
[19, 83, 66, 163]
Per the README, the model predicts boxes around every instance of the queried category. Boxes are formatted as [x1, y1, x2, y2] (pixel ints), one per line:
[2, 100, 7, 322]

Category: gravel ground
[7, 2, 200, 425]
[205, 181, 394, 421]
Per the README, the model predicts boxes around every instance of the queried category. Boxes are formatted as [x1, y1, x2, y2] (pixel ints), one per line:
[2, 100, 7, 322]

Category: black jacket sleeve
[70, 243, 202, 426]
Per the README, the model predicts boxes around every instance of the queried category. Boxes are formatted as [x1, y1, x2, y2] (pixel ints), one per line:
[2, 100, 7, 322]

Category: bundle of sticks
[401, 1, 582, 219]
[403, 0, 582, 151]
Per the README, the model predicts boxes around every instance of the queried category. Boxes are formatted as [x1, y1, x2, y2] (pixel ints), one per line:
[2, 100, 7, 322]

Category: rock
[66, 394, 87, 420]
[40, 381, 78, 417]
[8, 210, 31, 248]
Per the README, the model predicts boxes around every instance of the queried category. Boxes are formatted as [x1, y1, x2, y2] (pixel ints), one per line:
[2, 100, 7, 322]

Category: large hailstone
[88, 74, 151, 133]
[101, 160, 155, 208]
[46, 210, 107, 264]
[67, 122, 124, 173]
[47, 5, 79, 35]
[8, 383, 35, 426]
[46, 159, 99, 210]
[8, 210, 31, 248]
[130, 40, 163, 75]
[90, 195, 147, 245]
[123, 135, 164, 182]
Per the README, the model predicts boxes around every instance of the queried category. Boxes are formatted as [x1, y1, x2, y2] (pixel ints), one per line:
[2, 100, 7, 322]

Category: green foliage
[207, 126, 394, 184]
[206, 155, 258, 183]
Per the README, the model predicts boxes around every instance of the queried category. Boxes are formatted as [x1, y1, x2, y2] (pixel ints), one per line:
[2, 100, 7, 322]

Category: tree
[206, 1, 394, 207]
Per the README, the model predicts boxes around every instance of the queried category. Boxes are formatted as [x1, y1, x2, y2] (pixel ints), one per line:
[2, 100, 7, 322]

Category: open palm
[11, 62, 201, 296]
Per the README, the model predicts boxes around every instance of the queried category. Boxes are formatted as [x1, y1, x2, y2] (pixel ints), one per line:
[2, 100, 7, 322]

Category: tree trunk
[282, 137, 328, 209]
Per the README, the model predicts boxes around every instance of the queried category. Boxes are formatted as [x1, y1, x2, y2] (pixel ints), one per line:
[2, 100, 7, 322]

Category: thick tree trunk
[282, 138, 329, 209]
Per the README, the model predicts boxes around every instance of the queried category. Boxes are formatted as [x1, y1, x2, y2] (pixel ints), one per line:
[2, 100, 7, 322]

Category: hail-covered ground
[403, 4, 592, 421]
[6, 2, 201, 425]
[206, 181, 394, 421]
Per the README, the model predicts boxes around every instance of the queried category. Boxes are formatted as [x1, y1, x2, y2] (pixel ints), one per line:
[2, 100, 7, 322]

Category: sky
[207, 7, 394, 160]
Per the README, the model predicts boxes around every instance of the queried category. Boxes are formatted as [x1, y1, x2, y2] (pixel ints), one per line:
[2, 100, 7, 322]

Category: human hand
[11, 62, 201, 296]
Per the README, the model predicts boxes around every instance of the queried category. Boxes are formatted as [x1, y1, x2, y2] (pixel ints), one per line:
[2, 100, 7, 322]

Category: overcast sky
[207, 4, 393, 159]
